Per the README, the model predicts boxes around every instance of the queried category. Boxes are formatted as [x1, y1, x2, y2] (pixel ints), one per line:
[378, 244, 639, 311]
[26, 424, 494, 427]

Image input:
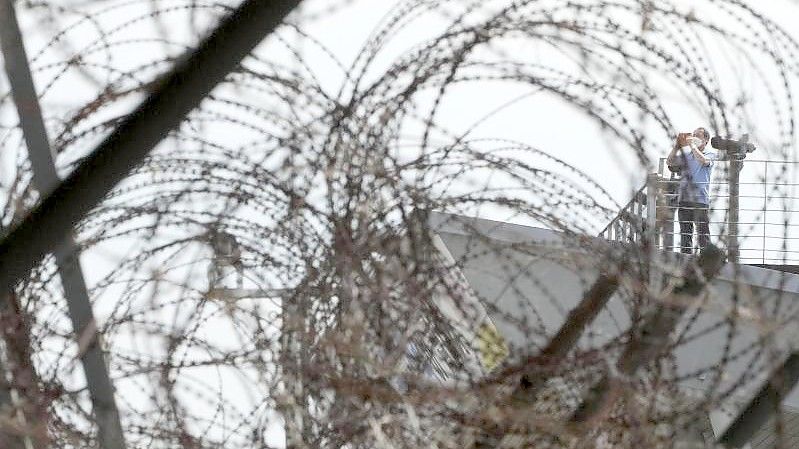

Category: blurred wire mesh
[2, 1, 799, 448]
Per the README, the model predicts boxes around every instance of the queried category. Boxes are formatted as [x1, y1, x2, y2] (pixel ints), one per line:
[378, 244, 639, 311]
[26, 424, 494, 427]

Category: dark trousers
[678, 202, 710, 254]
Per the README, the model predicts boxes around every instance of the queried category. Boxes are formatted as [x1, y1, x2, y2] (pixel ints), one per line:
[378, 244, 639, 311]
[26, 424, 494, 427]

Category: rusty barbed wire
[2, 1, 799, 448]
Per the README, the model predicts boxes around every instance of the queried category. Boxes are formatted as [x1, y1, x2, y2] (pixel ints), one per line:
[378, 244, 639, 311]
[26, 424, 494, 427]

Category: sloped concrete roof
[428, 211, 799, 442]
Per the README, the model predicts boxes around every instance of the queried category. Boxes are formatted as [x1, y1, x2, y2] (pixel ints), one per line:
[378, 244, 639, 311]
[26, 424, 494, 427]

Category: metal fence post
[646, 173, 659, 292]
[646, 173, 658, 245]
[0, 0, 303, 446]
[0, 0, 303, 302]
[763, 161, 767, 265]
[0, 2, 127, 447]
[729, 158, 741, 263]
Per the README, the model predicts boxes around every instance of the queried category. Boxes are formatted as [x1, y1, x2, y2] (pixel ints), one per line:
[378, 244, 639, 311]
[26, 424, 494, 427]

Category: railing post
[763, 161, 767, 265]
[729, 158, 741, 263]
[660, 174, 675, 253]
[635, 194, 644, 242]
[646, 173, 658, 248]
[646, 173, 660, 292]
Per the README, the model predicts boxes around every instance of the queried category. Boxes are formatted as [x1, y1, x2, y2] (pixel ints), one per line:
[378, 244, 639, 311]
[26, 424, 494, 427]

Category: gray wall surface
[430, 212, 799, 439]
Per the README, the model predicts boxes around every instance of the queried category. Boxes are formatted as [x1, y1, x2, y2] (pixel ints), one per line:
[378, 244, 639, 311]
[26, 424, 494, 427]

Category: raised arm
[689, 140, 711, 166]
[666, 134, 685, 167]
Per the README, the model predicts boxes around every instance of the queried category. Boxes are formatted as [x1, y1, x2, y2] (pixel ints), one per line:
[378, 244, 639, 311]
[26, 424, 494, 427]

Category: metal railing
[599, 183, 649, 244]
[601, 159, 799, 265]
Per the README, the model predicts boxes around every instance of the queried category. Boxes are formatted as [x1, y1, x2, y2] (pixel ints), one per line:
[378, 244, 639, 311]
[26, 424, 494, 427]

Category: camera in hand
[710, 134, 756, 160]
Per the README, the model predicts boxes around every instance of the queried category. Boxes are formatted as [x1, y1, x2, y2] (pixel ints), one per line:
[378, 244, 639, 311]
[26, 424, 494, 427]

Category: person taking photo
[666, 127, 716, 254]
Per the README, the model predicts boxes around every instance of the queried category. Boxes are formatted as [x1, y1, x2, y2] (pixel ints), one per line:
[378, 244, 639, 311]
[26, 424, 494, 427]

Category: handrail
[601, 159, 799, 265]
[599, 184, 647, 239]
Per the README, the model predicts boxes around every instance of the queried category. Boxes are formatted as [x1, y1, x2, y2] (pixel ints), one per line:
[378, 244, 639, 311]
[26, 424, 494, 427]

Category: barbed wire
[2, 0, 799, 448]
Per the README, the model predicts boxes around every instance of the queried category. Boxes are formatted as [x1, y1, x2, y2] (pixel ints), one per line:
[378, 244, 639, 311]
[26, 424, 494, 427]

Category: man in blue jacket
[666, 127, 716, 254]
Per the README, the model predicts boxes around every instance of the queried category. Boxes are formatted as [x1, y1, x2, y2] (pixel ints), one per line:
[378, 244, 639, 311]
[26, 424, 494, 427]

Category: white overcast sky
[4, 0, 799, 213]
[296, 0, 799, 176]
[0, 0, 798, 245]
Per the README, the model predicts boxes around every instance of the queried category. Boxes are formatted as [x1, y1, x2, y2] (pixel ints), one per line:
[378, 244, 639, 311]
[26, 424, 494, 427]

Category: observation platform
[601, 159, 799, 268]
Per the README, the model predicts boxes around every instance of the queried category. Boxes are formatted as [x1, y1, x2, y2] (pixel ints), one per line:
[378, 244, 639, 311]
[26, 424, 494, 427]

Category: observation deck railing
[600, 159, 799, 266]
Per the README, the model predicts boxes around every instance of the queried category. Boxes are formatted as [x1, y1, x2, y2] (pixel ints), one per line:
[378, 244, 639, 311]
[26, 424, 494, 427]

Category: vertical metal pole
[728, 158, 741, 263]
[666, 178, 676, 253]
[763, 161, 767, 265]
[0, 0, 303, 295]
[646, 173, 659, 292]
[646, 174, 658, 246]
[280, 298, 305, 449]
[0, 2, 126, 447]
[635, 194, 643, 242]
[1, 1, 303, 447]
[620, 209, 628, 242]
